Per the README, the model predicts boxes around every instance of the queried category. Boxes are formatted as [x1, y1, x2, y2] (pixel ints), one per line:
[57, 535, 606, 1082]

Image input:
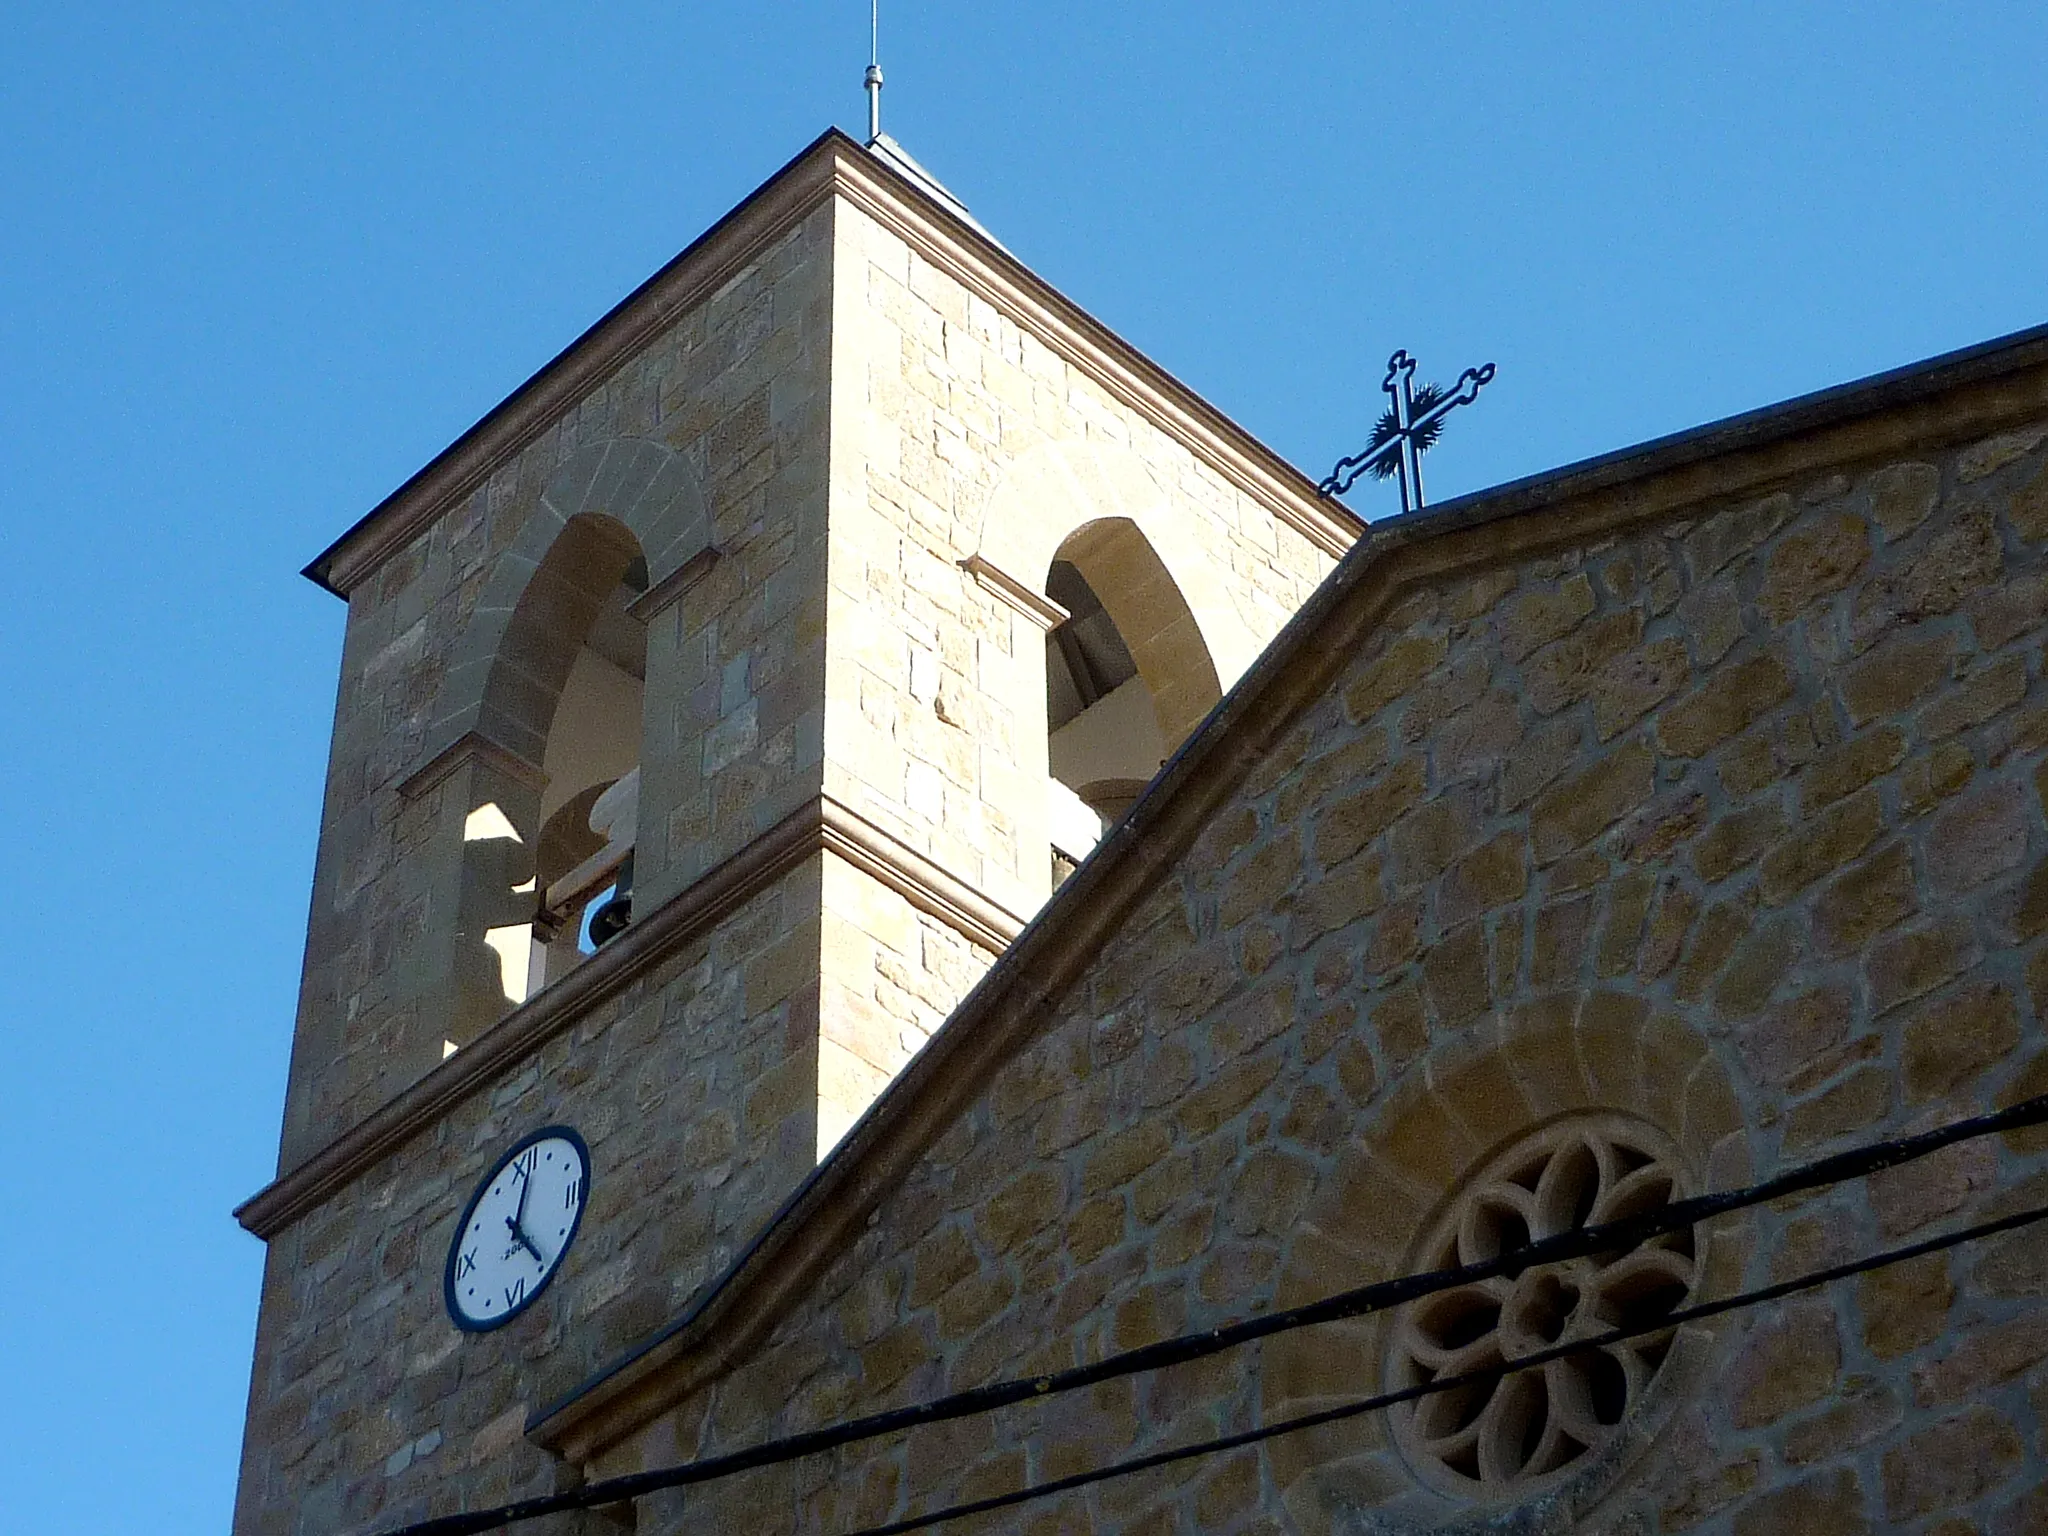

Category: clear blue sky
[1, 5, 2042, 1530]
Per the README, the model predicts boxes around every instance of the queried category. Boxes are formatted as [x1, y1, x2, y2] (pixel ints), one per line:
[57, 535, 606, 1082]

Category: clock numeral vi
[504, 1278, 527, 1308]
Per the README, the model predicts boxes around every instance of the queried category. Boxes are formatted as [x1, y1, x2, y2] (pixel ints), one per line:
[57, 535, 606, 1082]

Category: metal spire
[864, 1, 883, 143]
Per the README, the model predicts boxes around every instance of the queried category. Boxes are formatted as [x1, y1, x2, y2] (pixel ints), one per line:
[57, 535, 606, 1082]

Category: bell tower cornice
[304, 129, 1358, 603]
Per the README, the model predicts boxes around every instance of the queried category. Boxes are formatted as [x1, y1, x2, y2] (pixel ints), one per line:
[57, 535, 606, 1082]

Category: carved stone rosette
[1385, 1113, 1697, 1496]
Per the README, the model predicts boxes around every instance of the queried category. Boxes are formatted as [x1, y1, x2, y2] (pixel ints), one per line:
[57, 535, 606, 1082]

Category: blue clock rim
[443, 1123, 592, 1333]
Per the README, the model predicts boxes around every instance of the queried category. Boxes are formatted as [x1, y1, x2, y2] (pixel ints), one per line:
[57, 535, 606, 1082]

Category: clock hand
[513, 1157, 536, 1231]
[507, 1154, 550, 1254]
[504, 1212, 545, 1265]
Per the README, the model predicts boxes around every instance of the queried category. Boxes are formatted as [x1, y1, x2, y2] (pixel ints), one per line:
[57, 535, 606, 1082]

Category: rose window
[1386, 1114, 1696, 1496]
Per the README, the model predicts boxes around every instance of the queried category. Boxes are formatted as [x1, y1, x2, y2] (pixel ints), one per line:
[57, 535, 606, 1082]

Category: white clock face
[444, 1128, 589, 1331]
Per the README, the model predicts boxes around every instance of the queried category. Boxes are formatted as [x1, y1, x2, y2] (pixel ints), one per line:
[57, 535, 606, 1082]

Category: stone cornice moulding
[394, 729, 547, 802]
[233, 793, 1024, 1240]
[304, 130, 1362, 601]
[820, 797, 1027, 953]
[523, 331, 2048, 1462]
[958, 554, 1069, 631]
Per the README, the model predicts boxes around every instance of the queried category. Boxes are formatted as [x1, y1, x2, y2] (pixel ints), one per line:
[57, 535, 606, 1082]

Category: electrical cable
[376, 1089, 2048, 1536]
[840, 1199, 2048, 1536]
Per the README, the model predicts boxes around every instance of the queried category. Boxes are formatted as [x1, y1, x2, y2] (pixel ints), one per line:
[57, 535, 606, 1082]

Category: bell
[587, 854, 633, 948]
[587, 893, 631, 947]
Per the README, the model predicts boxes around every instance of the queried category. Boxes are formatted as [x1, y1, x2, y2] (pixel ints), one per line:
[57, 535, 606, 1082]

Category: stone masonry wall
[824, 196, 1336, 911]
[236, 855, 833, 1536]
[605, 422, 2048, 1534]
[817, 855, 998, 1156]
[242, 204, 849, 1535]
[244, 169, 1348, 1534]
[810, 199, 1340, 1128]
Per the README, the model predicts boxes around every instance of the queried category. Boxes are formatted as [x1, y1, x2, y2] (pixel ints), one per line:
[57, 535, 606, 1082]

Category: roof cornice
[303, 129, 1359, 600]
[527, 317, 2048, 1461]
[822, 146, 1361, 560]
[304, 129, 854, 598]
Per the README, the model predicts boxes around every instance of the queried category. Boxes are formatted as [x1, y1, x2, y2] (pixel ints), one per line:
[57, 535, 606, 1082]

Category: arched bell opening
[528, 547, 647, 980]
[456, 517, 650, 1042]
[1042, 519, 1222, 883]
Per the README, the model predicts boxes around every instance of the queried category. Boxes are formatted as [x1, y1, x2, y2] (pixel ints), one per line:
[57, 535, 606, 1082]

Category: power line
[376, 1088, 2048, 1536]
[843, 1198, 2048, 1536]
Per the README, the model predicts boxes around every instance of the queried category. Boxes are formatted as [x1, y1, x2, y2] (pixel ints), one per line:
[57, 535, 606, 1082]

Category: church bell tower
[233, 127, 1355, 1530]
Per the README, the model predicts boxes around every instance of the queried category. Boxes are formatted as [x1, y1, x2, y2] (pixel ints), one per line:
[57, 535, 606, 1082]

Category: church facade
[234, 128, 2048, 1534]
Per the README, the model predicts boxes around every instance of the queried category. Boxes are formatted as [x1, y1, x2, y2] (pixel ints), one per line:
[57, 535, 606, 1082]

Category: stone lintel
[625, 546, 722, 623]
[958, 554, 1070, 631]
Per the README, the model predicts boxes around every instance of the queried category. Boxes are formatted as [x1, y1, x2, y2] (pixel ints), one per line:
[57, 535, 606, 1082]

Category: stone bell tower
[234, 128, 1356, 1528]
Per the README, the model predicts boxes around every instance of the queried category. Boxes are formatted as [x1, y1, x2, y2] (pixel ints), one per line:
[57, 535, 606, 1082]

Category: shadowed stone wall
[239, 202, 842, 1535]
[593, 423, 2048, 1535]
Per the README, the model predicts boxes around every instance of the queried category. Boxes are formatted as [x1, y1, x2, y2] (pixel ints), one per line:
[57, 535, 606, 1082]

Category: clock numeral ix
[455, 1251, 477, 1279]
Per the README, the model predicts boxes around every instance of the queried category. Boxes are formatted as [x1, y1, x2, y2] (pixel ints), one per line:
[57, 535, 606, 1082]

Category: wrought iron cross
[1320, 350, 1497, 514]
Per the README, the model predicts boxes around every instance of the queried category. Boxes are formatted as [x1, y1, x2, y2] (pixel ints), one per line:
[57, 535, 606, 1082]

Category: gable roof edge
[302, 132, 1360, 600]
[302, 129, 855, 598]
[528, 315, 2048, 1462]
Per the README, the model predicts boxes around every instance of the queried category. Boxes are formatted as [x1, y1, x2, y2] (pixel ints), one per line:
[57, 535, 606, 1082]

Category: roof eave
[300, 128, 1359, 600]
[525, 313, 2048, 1460]
[300, 127, 860, 598]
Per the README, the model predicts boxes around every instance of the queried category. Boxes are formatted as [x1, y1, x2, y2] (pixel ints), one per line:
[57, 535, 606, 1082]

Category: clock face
[444, 1127, 590, 1331]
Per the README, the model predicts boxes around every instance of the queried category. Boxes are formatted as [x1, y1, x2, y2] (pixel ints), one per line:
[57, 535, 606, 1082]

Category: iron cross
[1320, 350, 1497, 514]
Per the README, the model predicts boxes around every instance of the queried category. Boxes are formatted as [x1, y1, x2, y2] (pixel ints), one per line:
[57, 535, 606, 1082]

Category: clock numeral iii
[565, 1177, 581, 1209]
